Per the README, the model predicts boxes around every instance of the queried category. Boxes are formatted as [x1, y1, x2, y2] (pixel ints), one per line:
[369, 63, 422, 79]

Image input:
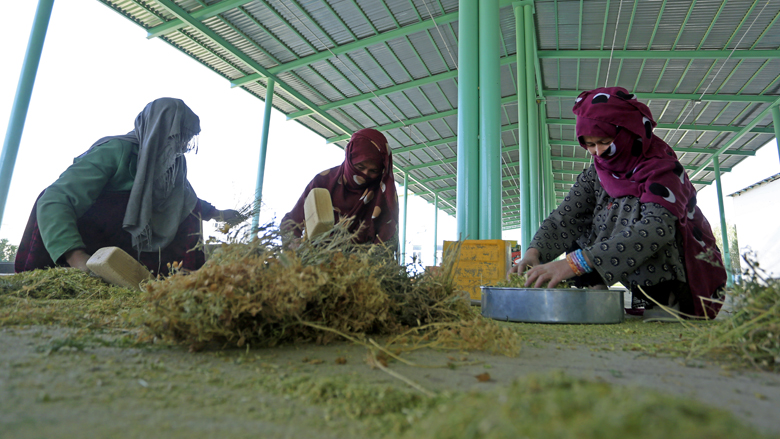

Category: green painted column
[0, 0, 55, 228]
[541, 104, 555, 213]
[772, 106, 780, 163]
[524, 5, 540, 232]
[433, 192, 439, 266]
[712, 158, 733, 287]
[401, 172, 409, 264]
[479, 0, 502, 240]
[514, 4, 531, 252]
[251, 78, 275, 234]
[456, 0, 480, 241]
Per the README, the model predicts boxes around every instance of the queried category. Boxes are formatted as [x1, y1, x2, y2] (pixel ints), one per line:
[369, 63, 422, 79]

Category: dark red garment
[281, 128, 399, 245]
[573, 87, 726, 318]
[15, 191, 205, 275]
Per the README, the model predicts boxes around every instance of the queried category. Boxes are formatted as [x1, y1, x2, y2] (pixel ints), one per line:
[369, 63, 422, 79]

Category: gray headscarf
[83, 98, 201, 252]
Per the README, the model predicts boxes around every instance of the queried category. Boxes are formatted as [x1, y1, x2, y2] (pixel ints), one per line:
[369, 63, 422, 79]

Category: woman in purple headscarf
[281, 128, 399, 246]
[510, 87, 727, 320]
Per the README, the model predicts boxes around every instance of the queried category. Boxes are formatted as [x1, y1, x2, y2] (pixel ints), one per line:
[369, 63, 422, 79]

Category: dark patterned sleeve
[530, 167, 597, 263]
[582, 203, 677, 284]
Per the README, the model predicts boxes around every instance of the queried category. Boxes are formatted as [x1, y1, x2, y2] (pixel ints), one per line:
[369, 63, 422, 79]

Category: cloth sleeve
[198, 199, 218, 220]
[530, 167, 597, 263]
[582, 203, 678, 284]
[36, 140, 135, 263]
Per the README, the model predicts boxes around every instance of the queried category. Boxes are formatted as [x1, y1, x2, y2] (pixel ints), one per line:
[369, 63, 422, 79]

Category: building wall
[732, 179, 780, 276]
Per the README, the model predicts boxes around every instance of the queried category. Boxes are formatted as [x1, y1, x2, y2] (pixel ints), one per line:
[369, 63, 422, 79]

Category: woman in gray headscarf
[15, 98, 240, 274]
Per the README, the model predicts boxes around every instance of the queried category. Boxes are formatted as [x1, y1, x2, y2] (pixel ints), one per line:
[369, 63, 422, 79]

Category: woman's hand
[64, 249, 91, 272]
[525, 259, 576, 288]
[217, 209, 246, 225]
[507, 248, 541, 278]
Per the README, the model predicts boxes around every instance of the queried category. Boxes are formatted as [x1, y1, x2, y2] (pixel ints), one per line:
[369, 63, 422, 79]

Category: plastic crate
[442, 239, 513, 301]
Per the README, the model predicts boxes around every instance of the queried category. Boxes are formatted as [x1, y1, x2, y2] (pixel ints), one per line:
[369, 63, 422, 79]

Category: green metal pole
[457, 0, 480, 241]
[514, 4, 531, 252]
[479, 0, 501, 240]
[252, 78, 275, 234]
[712, 157, 733, 287]
[401, 172, 409, 264]
[0, 0, 55, 228]
[433, 192, 439, 266]
[772, 106, 780, 164]
[541, 104, 555, 213]
[525, 5, 540, 232]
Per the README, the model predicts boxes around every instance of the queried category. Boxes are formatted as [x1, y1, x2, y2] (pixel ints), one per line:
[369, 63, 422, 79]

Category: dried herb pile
[0, 267, 136, 300]
[141, 223, 520, 355]
[690, 254, 780, 371]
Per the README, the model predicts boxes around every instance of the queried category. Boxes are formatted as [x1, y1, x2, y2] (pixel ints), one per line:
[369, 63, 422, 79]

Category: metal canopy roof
[98, 0, 780, 230]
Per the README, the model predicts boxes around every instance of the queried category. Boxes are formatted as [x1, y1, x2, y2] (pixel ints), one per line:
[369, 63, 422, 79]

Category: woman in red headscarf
[281, 128, 399, 246]
[510, 87, 727, 321]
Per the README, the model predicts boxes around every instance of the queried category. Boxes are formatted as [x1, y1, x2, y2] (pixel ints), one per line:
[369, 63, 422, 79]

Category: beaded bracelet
[571, 249, 593, 274]
[566, 253, 585, 277]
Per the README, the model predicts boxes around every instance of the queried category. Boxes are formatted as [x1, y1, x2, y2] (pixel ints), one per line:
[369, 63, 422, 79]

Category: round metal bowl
[480, 286, 624, 324]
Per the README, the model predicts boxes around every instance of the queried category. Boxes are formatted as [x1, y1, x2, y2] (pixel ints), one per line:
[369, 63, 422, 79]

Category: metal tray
[480, 286, 624, 324]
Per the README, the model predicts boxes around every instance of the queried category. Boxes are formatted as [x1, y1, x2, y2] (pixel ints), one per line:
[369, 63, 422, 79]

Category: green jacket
[37, 139, 140, 263]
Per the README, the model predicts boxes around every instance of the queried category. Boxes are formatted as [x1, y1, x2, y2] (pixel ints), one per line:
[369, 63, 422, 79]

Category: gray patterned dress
[530, 164, 687, 290]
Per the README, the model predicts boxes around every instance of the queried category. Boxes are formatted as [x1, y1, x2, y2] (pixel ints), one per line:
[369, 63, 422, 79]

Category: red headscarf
[573, 87, 726, 318]
[282, 129, 399, 245]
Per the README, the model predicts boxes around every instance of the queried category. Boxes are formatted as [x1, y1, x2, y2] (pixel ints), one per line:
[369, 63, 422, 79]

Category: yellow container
[442, 239, 512, 301]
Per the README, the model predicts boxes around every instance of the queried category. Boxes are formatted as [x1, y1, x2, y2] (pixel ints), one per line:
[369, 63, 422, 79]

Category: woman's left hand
[525, 259, 576, 288]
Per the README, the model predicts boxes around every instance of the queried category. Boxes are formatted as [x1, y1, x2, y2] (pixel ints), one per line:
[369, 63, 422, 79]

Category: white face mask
[605, 143, 617, 157]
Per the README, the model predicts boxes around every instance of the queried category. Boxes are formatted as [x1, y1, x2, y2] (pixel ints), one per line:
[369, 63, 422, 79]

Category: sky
[1, 0, 777, 266]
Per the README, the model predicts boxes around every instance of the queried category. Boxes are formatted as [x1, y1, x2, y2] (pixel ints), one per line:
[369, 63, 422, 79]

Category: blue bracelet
[573, 249, 593, 273]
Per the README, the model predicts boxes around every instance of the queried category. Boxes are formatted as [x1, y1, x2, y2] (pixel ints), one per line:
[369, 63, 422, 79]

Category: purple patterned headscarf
[573, 87, 726, 318]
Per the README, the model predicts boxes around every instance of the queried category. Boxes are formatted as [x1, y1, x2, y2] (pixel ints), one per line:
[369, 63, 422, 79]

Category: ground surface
[2, 316, 779, 438]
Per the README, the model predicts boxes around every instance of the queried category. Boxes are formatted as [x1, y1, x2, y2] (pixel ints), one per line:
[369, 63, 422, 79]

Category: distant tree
[711, 223, 741, 277]
[0, 239, 18, 262]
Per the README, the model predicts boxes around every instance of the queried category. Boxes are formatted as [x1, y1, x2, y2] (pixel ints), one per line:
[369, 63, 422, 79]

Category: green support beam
[0, 0, 55, 227]
[712, 158, 733, 288]
[773, 106, 780, 163]
[515, 3, 532, 252]
[284, 70, 458, 119]
[537, 49, 780, 60]
[457, 0, 480, 241]
[325, 95, 512, 144]
[146, 0, 255, 39]
[401, 172, 409, 263]
[393, 136, 456, 154]
[525, 3, 541, 234]
[327, 109, 458, 143]
[479, 0, 502, 239]
[251, 79, 275, 234]
[433, 193, 439, 266]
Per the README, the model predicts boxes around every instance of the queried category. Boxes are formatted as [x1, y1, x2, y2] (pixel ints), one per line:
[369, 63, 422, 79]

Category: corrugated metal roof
[97, 0, 780, 226]
[729, 172, 780, 196]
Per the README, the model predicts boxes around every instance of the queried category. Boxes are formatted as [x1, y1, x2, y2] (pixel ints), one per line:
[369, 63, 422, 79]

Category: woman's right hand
[65, 249, 91, 272]
[507, 248, 541, 278]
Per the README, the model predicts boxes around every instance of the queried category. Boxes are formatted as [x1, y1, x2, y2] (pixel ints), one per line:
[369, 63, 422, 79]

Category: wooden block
[86, 247, 153, 291]
[304, 188, 334, 240]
